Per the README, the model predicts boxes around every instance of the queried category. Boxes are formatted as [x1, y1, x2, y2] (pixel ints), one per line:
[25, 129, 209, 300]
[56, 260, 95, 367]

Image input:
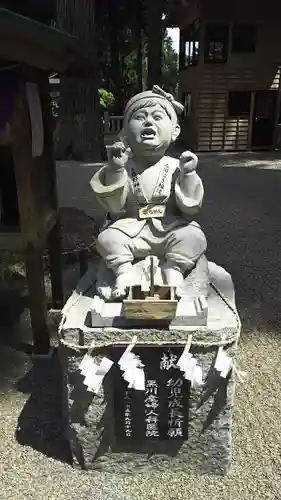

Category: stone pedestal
[59, 262, 240, 474]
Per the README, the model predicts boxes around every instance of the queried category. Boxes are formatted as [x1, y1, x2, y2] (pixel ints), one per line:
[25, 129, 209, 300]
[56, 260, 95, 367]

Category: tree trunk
[107, 0, 125, 114]
[136, 0, 144, 93]
[56, 0, 102, 161]
[146, 0, 164, 89]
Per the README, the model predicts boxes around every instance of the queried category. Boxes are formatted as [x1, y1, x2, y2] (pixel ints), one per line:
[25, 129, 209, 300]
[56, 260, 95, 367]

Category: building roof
[166, 0, 197, 27]
[0, 8, 96, 76]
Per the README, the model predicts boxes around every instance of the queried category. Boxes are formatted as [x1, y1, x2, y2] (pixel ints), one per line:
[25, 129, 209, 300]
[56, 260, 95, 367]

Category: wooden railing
[50, 77, 123, 126]
[103, 112, 124, 135]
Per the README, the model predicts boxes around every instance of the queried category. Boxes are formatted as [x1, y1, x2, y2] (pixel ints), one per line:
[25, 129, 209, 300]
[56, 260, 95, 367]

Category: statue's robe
[90, 155, 206, 273]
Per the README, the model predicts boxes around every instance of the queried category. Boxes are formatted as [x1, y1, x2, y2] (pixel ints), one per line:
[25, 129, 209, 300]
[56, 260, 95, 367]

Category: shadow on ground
[15, 350, 72, 464]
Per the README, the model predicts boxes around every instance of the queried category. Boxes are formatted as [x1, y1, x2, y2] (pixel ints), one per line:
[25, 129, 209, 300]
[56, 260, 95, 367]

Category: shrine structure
[0, 8, 95, 353]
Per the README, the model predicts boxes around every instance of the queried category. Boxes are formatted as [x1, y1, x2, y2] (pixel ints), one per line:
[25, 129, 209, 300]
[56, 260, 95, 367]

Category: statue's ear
[171, 123, 181, 143]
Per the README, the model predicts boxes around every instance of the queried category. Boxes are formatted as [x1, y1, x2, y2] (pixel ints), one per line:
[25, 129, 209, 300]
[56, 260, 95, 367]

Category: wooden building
[0, 8, 95, 354]
[169, 0, 281, 151]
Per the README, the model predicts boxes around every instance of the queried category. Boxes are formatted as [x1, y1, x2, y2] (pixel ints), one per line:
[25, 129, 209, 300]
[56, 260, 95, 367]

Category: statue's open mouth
[141, 128, 156, 139]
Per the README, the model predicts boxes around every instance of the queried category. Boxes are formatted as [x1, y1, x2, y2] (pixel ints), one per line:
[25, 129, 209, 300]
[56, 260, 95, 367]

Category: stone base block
[59, 261, 240, 474]
[60, 340, 237, 474]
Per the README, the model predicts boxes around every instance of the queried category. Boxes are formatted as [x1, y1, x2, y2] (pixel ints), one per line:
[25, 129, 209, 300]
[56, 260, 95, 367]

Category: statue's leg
[163, 223, 207, 288]
[96, 228, 139, 299]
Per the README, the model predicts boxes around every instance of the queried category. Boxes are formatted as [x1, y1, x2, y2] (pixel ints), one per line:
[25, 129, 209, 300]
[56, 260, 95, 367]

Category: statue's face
[125, 103, 180, 156]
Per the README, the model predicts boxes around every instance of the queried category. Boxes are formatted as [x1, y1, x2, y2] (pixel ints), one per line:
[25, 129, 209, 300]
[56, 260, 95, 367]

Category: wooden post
[25, 244, 50, 354]
[136, 0, 144, 93]
[248, 91, 255, 150]
[41, 78, 64, 309]
[48, 221, 63, 309]
[10, 82, 51, 353]
[273, 69, 281, 148]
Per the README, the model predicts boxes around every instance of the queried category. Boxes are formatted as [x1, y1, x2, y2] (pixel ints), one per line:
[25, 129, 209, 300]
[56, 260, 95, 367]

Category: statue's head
[122, 86, 184, 157]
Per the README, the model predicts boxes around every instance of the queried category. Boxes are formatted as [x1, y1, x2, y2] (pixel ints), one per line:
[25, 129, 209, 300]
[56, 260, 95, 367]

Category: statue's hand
[179, 150, 198, 174]
[107, 142, 130, 171]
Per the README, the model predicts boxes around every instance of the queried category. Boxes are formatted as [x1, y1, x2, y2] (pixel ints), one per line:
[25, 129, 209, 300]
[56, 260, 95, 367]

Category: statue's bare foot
[110, 272, 133, 301]
[96, 285, 112, 301]
[111, 286, 128, 301]
[163, 267, 184, 287]
[163, 265, 185, 298]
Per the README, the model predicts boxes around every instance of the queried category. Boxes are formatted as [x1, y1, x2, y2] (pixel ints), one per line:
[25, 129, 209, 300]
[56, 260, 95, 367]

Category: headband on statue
[124, 86, 184, 119]
[151, 85, 184, 115]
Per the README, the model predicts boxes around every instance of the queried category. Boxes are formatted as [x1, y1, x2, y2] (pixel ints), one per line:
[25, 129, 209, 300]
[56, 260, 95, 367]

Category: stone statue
[90, 86, 207, 301]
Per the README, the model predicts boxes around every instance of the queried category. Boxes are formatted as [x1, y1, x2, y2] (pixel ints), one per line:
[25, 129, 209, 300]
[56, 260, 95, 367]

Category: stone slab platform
[60, 261, 239, 348]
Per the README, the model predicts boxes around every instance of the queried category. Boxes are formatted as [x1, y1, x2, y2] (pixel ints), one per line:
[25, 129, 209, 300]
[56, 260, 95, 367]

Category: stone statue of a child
[90, 86, 207, 300]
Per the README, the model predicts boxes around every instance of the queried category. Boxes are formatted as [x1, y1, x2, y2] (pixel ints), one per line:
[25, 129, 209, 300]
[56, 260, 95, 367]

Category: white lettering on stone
[160, 353, 178, 371]
[124, 391, 132, 437]
[145, 379, 159, 437]
[166, 377, 184, 438]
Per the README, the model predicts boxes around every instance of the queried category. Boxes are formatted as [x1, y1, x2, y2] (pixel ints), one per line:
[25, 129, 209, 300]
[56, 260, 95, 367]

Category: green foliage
[162, 33, 179, 97]
[122, 31, 179, 99]
[96, 1, 179, 109]
[51, 88, 116, 118]
[98, 88, 115, 110]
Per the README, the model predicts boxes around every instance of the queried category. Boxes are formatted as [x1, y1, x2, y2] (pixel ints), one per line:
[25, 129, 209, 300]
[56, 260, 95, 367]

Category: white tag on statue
[214, 348, 233, 379]
[138, 204, 166, 219]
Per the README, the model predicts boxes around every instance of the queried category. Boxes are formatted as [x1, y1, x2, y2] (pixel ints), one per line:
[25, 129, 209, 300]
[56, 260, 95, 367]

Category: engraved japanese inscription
[114, 348, 189, 442]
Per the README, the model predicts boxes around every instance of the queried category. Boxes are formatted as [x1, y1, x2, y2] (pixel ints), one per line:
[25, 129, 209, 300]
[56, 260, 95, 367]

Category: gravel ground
[1, 152, 281, 500]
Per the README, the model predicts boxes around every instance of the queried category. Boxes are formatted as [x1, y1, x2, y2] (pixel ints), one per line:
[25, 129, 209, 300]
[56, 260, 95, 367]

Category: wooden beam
[0, 38, 69, 74]
[0, 8, 96, 75]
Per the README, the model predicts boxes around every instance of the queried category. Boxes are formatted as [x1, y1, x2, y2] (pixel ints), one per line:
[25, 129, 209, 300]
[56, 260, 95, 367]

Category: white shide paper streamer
[118, 336, 145, 391]
[214, 341, 246, 383]
[79, 353, 113, 394]
[214, 347, 233, 378]
[176, 335, 203, 390]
